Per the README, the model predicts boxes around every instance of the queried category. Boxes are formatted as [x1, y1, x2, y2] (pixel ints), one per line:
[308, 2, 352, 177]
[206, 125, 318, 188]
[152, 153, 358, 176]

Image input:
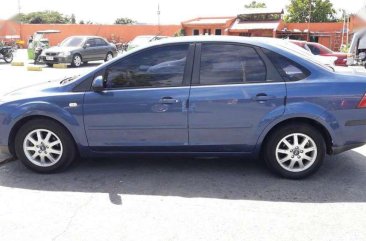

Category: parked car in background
[288, 40, 337, 69]
[41, 36, 117, 67]
[127, 35, 169, 51]
[1, 36, 366, 179]
[290, 40, 347, 67]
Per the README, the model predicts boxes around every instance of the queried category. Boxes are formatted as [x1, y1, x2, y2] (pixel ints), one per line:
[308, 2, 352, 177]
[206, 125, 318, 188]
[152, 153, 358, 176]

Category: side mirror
[92, 76, 105, 92]
[84, 43, 90, 49]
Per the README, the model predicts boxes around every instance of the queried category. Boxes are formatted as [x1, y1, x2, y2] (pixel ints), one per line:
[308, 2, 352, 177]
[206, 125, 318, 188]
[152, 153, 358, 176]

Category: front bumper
[41, 56, 73, 64]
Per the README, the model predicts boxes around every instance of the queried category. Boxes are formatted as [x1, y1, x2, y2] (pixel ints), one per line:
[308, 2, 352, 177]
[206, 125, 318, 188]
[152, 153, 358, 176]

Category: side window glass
[105, 44, 189, 89]
[199, 44, 266, 85]
[87, 39, 96, 47]
[262, 48, 310, 82]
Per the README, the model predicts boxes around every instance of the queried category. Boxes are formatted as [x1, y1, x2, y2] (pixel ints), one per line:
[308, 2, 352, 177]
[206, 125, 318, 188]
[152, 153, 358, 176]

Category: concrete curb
[53, 63, 68, 69]
[0, 152, 13, 164]
[27, 65, 43, 71]
[11, 61, 25, 66]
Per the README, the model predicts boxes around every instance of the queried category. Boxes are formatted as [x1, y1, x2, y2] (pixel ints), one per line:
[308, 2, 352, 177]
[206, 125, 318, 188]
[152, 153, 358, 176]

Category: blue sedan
[1, 36, 366, 179]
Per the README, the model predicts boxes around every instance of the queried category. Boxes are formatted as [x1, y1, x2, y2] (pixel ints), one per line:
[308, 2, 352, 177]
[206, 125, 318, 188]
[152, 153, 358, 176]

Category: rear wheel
[46, 63, 53, 67]
[264, 123, 326, 179]
[15, 119, 76, 173]
[105, 52, 113, 62]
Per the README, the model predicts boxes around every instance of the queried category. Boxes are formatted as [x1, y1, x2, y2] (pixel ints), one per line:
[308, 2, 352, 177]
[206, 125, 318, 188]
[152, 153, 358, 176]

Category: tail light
[357, 93, 366, 108]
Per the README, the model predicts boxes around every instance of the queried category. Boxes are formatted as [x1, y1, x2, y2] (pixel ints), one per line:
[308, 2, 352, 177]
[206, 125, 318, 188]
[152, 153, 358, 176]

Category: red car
[290, 40, 347, 67]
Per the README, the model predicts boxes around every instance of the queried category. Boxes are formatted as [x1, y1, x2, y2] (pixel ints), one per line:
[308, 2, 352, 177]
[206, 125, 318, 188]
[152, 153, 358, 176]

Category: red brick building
[181, 8, 366, 51]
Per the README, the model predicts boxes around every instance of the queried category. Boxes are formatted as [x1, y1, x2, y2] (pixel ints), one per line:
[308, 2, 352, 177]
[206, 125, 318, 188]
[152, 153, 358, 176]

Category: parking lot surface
[1, 51, 366, 241]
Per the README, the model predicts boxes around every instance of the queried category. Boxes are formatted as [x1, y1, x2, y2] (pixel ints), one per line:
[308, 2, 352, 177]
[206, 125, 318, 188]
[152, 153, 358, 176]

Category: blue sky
[2, 0, 366, 24]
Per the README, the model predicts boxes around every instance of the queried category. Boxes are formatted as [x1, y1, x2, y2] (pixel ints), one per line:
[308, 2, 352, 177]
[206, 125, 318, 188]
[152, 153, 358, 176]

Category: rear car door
[95, 38, 109, 60]
[83, 43, 194, 150]
[188, 43, 286, 152]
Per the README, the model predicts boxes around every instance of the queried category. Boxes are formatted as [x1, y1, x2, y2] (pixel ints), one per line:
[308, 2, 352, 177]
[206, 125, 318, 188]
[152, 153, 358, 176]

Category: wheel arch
[8, 115, 78, 158]
[258, 117, 333, 156]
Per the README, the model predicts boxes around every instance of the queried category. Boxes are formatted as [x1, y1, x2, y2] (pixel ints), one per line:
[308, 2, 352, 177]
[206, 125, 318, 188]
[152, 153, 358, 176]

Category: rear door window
[199, 44, 267, 85]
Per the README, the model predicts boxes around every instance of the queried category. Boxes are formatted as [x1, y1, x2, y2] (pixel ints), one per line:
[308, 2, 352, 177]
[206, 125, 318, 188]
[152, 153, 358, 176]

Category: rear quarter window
[262, 48, 310, 82]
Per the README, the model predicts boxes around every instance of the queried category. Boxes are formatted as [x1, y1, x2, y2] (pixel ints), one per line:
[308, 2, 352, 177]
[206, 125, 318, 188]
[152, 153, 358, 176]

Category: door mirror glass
[92, 76, 105, 91]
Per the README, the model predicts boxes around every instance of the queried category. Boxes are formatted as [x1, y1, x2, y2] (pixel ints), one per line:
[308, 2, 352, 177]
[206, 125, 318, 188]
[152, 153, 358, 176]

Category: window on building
[239, 33, 252, 37]
[262, 48, 310, 82]
[199, 44, 267, 85]
[105, 44, 189, 89]
[193, 29, 199, 35]
[203, 29, 211, 35]
[215, 29, 222, 35]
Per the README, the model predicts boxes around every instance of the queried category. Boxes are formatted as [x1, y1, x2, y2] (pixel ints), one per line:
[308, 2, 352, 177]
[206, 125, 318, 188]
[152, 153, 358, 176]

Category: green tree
[70, 14, 76, 24]
[13, 11, 71, 24]
[245, 1, 266, 8]
[114, 17, 136, 25]
[284, 0, 337, 23]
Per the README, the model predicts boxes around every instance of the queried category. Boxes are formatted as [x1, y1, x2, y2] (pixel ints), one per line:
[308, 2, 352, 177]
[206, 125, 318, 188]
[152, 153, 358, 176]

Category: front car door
[188, 43, 287, 152]
[83, 38, 98, 61]
[83, 43, 194, 151]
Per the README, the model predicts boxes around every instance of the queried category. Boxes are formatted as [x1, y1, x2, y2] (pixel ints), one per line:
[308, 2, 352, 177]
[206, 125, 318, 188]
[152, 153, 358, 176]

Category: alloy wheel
[23, 129, 63, 167]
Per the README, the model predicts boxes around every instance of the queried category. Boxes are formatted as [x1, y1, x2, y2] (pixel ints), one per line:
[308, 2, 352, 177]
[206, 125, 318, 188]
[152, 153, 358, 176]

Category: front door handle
[159, 97, 180, 104]
[253, 93, 276, 102]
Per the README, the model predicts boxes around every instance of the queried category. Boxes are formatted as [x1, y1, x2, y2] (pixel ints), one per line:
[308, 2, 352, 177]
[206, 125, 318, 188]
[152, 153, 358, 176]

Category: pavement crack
[52, 195, 93, 241]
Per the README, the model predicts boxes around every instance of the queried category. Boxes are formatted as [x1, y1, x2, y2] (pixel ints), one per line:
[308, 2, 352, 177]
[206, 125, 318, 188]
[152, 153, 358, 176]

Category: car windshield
[130, 36, 154, 45]
[60, 37, 84, 47]
[60, 75, 80, 85]
[311, 43, 333, 54]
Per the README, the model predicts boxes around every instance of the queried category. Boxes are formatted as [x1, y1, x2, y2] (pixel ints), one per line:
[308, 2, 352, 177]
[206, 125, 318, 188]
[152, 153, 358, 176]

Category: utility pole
[157, 3, 161, 34]
[307, 0, 312, 41]
[18, 0, 22, 41]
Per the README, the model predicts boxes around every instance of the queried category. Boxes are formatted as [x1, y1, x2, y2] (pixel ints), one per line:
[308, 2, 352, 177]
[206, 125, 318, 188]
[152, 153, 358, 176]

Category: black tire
[105, 52, 113, 62]
[14, 119, 76, 173]
[46, 63, 53, 67]
[4, 52, 13, 63]
[264, 123, 326, 179]
[71, 54, 82, 67]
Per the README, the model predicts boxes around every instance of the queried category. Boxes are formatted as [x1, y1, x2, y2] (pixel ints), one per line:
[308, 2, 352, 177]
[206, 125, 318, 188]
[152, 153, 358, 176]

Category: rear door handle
[159, 97, 180, 104]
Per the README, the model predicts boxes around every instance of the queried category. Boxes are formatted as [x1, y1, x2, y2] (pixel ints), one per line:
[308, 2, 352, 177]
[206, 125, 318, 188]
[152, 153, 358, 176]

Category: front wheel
[15, 119, 76, 173]
[4, 52, 13, 63]
[71, 54, 82, 67]
[264, 124, 326, 179]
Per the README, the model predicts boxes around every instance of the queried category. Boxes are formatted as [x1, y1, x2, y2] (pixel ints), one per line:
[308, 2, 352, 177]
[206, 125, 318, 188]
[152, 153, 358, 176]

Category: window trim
[192, 42, 274, 86]
[100, 43, 195, 90]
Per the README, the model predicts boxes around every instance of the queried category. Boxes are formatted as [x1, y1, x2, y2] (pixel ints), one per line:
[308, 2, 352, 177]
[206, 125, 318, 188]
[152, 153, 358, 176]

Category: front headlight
[59, 52, 71, 57]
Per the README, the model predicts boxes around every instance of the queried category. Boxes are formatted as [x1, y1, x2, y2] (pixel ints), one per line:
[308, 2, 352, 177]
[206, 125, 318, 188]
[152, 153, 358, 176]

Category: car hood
[0, 80, 63, 104]
[44, 46, 80, 53]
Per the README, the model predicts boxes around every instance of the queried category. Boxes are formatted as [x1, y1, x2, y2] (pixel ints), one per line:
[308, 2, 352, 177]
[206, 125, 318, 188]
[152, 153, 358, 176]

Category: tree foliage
[284, 0, 337, 23]
[13, 11, 72, 24]
[114, 18, 136, 25]
[245, 1, 266, 8]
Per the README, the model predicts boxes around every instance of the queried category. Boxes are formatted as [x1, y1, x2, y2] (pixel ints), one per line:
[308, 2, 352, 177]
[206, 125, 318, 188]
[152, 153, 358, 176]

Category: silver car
[42, 36, 117, 67]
